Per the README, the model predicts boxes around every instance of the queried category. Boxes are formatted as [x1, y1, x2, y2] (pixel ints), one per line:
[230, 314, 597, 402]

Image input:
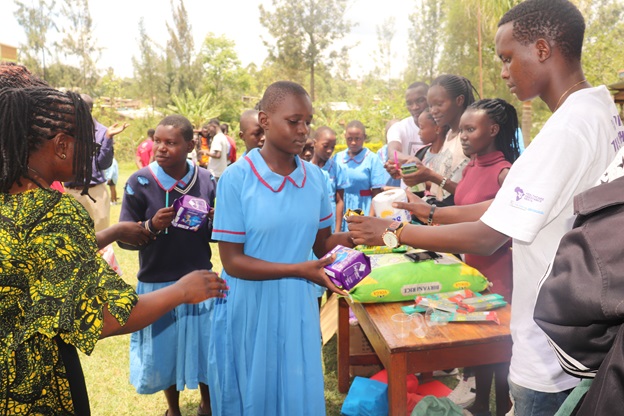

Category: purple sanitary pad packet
[171, 195, 209, 231]
[323, 245, 371, 291]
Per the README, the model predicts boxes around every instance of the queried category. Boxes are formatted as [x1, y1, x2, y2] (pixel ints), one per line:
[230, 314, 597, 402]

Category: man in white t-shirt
[386, 82, 429, 160]
[206, 118, 229, 180]
[348, 1, 624, 415]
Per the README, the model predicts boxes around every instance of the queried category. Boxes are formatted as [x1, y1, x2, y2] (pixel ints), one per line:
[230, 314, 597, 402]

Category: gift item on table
[415, 296, 459, 313]
[349, 251, 489, 303]
[372, 189, 412, 223]
[171, 195, 210, 231]
[427, 289, 476, 301]
[429, 310, 500, 325]
[457, 299, 508, 313]
[323, 245, 371, 291]
[355, 245, 409, 255]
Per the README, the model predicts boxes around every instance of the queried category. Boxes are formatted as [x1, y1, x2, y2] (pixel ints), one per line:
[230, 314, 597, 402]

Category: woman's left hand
[347, 215, 393, 246]
[401, 160, 431, 187]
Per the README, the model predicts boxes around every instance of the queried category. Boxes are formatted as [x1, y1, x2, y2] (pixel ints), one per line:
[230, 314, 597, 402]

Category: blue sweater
[119, 164, 216, 283]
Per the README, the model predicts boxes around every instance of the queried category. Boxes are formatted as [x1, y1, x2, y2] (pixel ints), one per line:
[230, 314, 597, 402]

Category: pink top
[136, 138, 154, 168]
[455, 151, 513, 300]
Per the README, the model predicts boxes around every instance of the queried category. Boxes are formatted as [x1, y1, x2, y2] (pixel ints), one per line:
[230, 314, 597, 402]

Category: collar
[148, 160, 197, 192]
[321, 157, 335, 173]
[473, 151, 507, 167]
[244, 148, 306, 192]
[342, 148, 369, 164]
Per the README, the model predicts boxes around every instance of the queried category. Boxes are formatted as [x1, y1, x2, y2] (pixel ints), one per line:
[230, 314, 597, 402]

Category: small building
[0, 43, 18, 62]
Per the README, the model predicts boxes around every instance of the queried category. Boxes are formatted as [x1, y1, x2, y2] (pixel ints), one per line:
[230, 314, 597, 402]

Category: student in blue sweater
[119, 115, 218, 416]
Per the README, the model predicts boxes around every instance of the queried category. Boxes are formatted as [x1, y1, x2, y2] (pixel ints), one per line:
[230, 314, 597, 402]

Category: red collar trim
[244, 155, 307, 193]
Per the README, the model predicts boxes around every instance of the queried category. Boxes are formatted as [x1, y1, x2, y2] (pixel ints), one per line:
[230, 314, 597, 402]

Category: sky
[0, 0, 416, 80]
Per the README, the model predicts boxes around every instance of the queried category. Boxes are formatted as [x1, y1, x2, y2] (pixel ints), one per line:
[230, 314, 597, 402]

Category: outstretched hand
[175, 270, 227, 303]
[393, 188, 430, 221]
[346, 215, 393, 247]
[106, 122, 130, 138]
[114, 221, 154, 246]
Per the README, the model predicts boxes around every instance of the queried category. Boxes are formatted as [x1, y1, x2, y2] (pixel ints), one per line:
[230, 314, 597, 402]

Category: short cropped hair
[498, 0, 584, 62]
[158, 115, 194, 142]
[407, 82, 428, 92]
[259, 81, 310, 114]
[314, 126, 336, 139]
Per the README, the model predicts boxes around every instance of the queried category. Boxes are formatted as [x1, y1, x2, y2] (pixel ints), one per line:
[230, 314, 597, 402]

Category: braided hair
[430, 74, 478, 110]
[0, 62, 48, 89]
[468, 98, 521, 163]
[0, 87, 95, 194]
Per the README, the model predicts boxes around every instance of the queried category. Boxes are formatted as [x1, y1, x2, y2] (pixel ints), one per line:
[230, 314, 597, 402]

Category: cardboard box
[349, 323, 383, 377]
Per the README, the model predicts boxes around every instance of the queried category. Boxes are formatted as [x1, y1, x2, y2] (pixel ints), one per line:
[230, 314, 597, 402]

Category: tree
[196, 33, 251, 121]
[165, 0, 199, 97]
[58, 0, 101, 91]
[13, 0, 57, 80]
[372, 17, 396, 85]
[132, 18, 166, 109]
[406, 0, 445, 84]
[259, 0, 351, 101]
[167, 90, 223, 129]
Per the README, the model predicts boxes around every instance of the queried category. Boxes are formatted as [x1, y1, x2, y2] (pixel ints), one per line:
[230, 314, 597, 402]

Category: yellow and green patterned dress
[0, 188, 138, 415]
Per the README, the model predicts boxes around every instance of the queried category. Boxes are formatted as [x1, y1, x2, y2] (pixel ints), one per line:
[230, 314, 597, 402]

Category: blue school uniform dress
[321, 156, 350, 229]
[119, 160, 217, 394]
[209, 148, 333, 416]
[335, 148, 387, 230]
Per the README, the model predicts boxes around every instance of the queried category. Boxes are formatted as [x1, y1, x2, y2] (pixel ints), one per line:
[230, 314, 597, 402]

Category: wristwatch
[381, 221, 405, 248]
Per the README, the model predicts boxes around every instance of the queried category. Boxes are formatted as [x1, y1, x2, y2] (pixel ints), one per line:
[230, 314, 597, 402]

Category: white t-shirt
[207, 132, 229, 178]
[481, 86, 624, 393]
[387, 116, 425, 157]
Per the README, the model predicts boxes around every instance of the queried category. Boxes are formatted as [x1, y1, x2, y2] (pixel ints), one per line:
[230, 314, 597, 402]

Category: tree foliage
[165, 0, 200, 96]
[58, 0, 101, 91]
[406, 0, 445, 84]
[167, 90, 223, 129]
[13, 0, 56, 80]
[196, 33, 251, 121]
[259, 0, 351, 101]
[132, 18, 166, 109]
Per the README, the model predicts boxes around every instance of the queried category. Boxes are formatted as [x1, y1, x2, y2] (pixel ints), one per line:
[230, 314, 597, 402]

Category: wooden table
[338, 297, 512, 416]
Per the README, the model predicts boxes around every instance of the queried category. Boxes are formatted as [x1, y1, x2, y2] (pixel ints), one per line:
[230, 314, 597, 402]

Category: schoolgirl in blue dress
[208, 81, 353, 416]
[335, 120, 388, 230]
[119, 115, 217, 416]
[311, 126, 350, 232]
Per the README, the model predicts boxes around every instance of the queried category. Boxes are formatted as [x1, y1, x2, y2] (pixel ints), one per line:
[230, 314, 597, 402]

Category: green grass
[80, 161, 347, 415]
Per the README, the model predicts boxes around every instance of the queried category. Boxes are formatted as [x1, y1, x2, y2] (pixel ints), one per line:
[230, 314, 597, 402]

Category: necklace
[554, 79, 586, 111]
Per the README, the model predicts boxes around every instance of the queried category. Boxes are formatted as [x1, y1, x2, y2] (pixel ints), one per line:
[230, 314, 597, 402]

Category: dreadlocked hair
[431, 74, 479, 110]
[0, 62, 48, 89]
[468, 98, 521, 163]
[0, 87, 95, 194]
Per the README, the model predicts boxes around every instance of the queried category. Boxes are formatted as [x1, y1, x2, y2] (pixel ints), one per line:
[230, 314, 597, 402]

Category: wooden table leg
[338, 297, 350, 393]
[388, 352, 407, 416]
[494, 362, 511, 416]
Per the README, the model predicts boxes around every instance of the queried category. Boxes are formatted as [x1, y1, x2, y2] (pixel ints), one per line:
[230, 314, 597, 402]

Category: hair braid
[431, 74, 479, 110]
[0, 87, 95, 193]
[469, 98, 520, 163]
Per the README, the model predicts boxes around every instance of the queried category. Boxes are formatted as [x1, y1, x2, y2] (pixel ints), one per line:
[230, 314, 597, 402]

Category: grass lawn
[80, 161, 348, 415]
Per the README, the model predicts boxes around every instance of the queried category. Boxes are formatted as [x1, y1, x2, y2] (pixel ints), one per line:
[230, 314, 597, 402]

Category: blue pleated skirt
[129, 281, 213, 394]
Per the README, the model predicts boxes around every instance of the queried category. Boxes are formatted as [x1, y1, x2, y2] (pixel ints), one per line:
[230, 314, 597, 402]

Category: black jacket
[534, 175, 624, 415]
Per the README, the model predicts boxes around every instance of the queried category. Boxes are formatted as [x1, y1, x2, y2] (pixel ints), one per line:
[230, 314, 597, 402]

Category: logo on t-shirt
[511, 186, 545, 215]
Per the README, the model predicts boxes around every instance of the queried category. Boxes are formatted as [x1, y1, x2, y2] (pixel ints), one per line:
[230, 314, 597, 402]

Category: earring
[60, 154, 66, 159]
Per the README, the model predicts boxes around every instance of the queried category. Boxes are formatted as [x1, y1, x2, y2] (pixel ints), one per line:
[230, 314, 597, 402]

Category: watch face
[383, 231, 398, 248]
